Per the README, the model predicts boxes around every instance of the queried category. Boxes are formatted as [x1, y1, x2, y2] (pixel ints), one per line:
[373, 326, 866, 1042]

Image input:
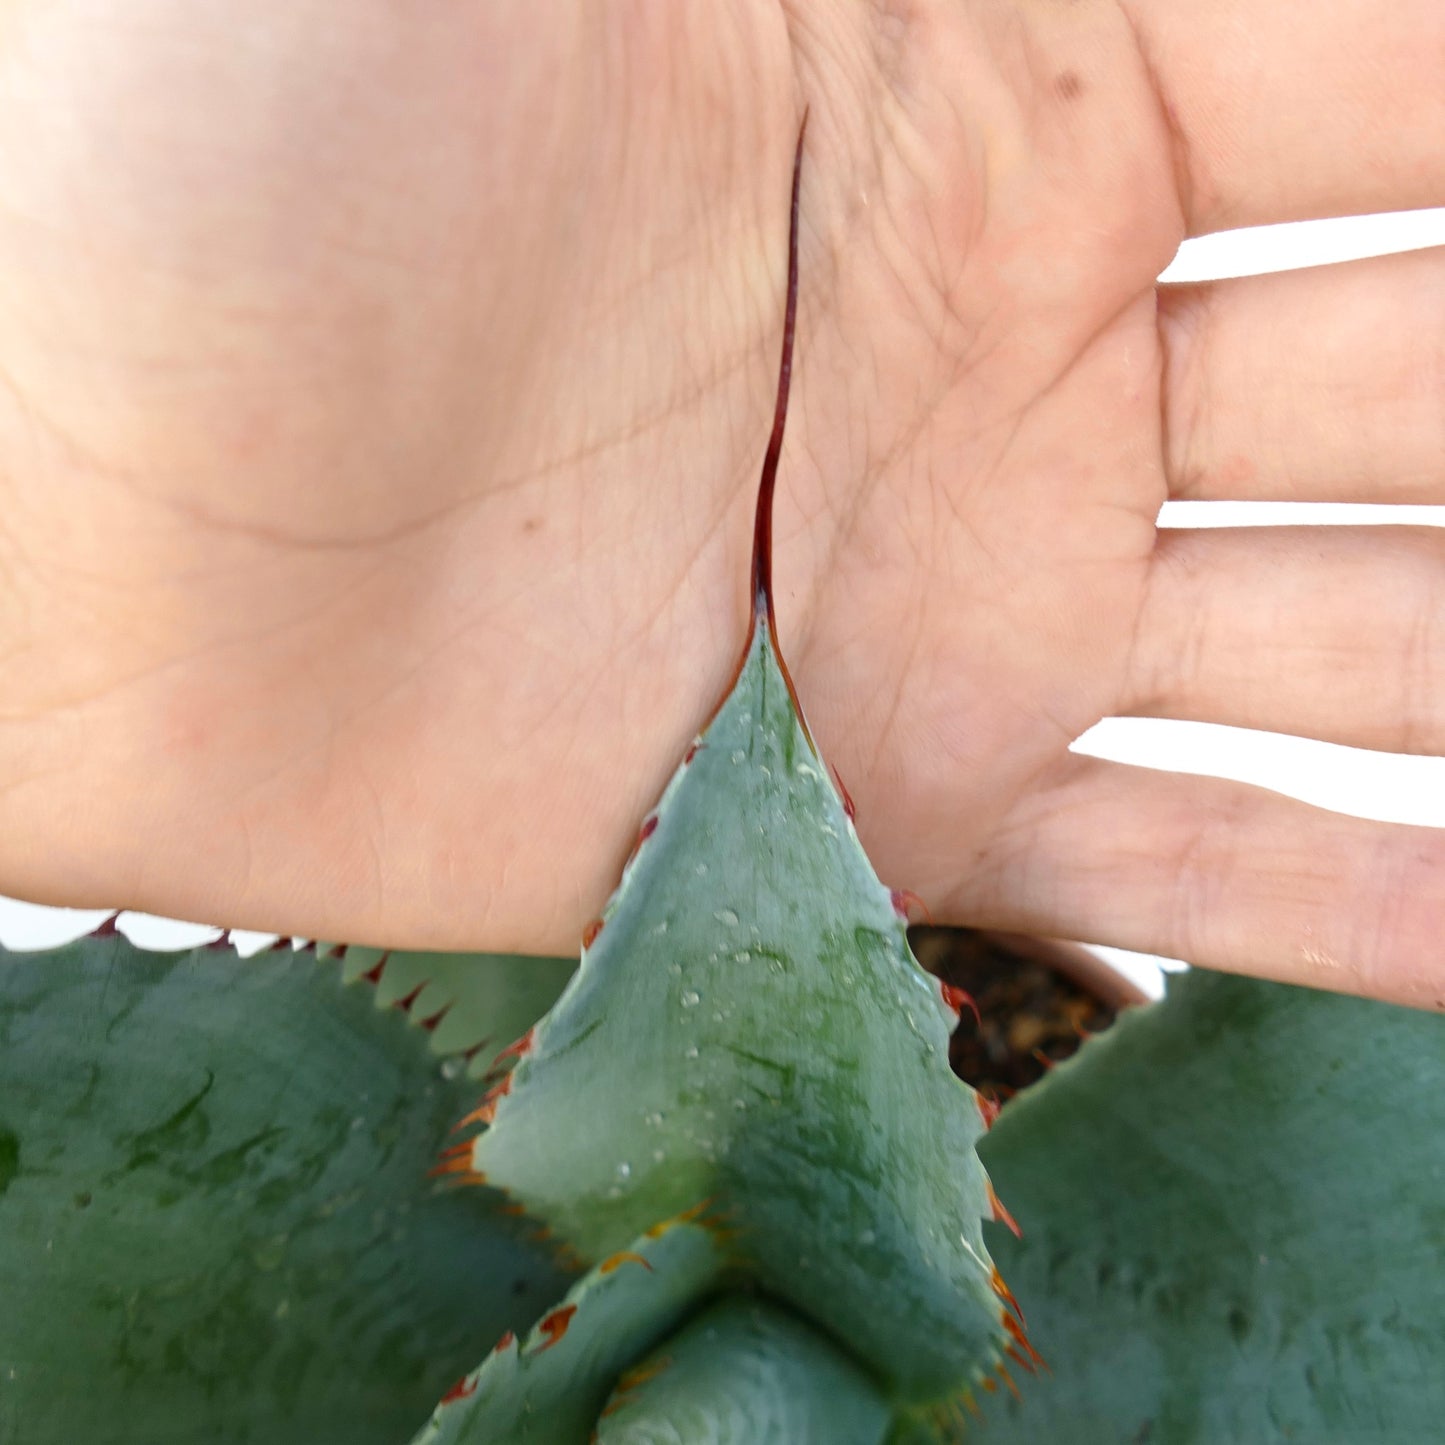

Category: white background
[6, 209, 1445, 996]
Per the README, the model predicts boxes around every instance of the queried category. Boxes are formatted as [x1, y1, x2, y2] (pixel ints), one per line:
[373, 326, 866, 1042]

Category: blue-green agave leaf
[594, 1294, 892, 1444]
[407, 1214, 728, 1444]
[463, 616, 1011, 1405]
[972, 970, 1445, 1442]
[0, 936, 575, 1444]
[335, 945, 576, 1078]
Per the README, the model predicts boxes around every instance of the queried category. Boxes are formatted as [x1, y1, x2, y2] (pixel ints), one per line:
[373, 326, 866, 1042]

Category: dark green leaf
[0, 937, 575, 1444]
[595, 1295, 891, 1445]
[336, 945, 575, 1078]
[975, 970, 1445, 1443]
[409, 1215, 727, 1444]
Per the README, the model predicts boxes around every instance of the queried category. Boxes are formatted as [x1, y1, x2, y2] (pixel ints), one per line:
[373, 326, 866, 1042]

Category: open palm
[0, 2, 1440, 1007]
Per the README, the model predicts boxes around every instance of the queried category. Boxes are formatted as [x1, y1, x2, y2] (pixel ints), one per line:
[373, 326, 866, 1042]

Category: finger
[956, 755, 1445, 1011]
[1120, 0, 1445, 233]
[1124, 525, 1445, 755]
[1158, 247, 1445, 502]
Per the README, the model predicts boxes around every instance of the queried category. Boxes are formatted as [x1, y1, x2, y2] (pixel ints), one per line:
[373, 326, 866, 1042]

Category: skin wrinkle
[0, 756, 72, 803]
[1173, 799, 1244, 969]
[1003, 6, 1058, 145]
[928, 693, 1079, 913]
[1154, 285, 1207, 498]
[803, 158, 993, 592]
[862, 548, 931, 783]
[951, 763, 1076, 920]
[0, 357, 106, 529]
[861, 15, 982, 313]
[784, 9, 905, 327]
[1349, 832, 1418, 996]
[0, 334, 503, 553]
[1124, 317, 1193, 703]
[12, 36, 664, 540]
[1166, 548, 1214, 715]
[355, 763, 388, 927]
[867, 0, 919, 94]
[938, 468, 1003, 572]
[228, 807, 258, 912]
[941, 695, 1080, 911]
[653, 475, 754, 656]
[498, 332, 768, 500]
[1110, 0, 1200, 232]
[965, 283, 1159, 525]
[131, 477, 487, 556]
[570, 206, 766, 343]
[0, 542, 410, 720]
[866, 198, 970, 368]
[24, 265, 766, 563]
[1399, 578, 1442, 756]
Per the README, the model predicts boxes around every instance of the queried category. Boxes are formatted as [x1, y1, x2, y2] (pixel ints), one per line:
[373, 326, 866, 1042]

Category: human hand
[0, 2, 1440, 1006]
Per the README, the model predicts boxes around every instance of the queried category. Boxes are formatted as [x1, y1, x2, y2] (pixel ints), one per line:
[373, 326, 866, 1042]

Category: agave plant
[2, 129, 1441, 1444]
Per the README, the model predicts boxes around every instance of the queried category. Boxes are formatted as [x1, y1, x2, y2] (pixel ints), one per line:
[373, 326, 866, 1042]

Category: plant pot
[909, 926, 1149, 1101]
